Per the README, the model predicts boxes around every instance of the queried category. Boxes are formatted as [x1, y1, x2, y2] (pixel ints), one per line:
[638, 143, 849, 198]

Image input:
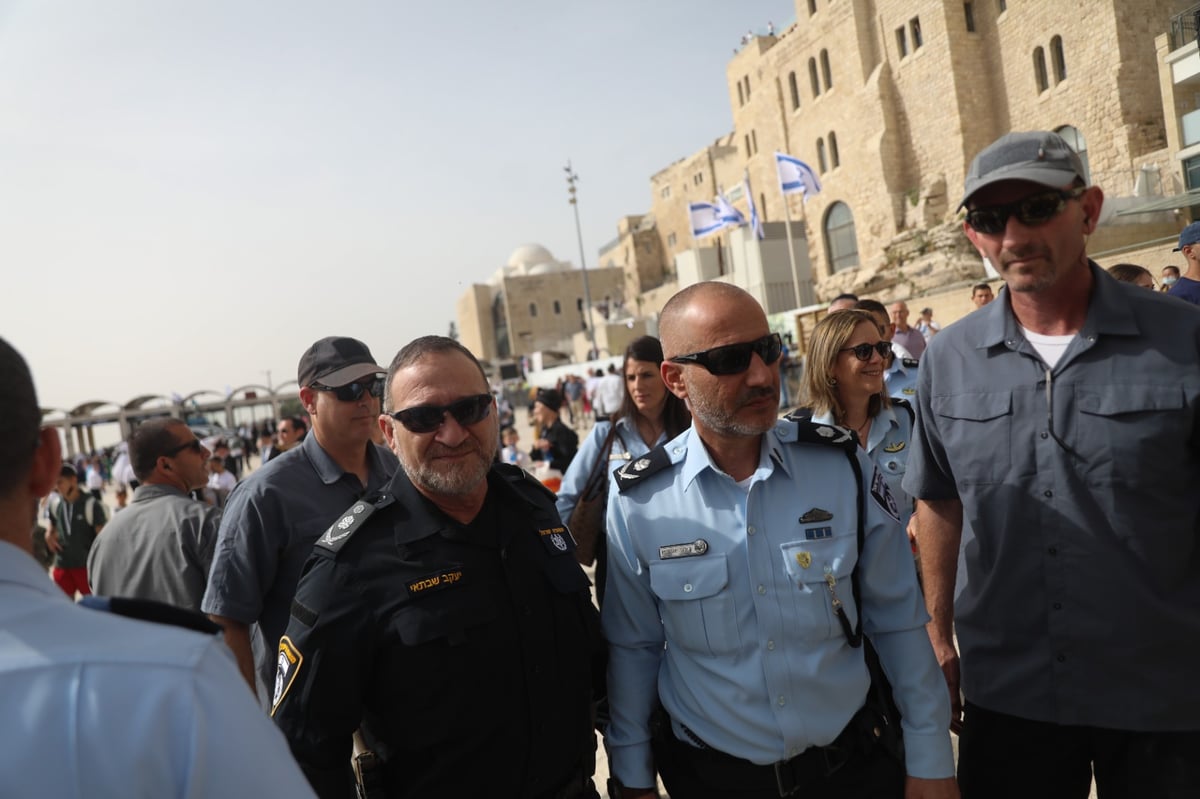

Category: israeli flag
[775, 152, 822, 200]
[689, 201, 726, 239]
[715, 192, 745, 227]
[745, 176, 765, 239]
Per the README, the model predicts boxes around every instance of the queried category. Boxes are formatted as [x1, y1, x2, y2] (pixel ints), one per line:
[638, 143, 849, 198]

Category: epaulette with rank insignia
[80, 596, 222, 635]
[313, 492, 394, 555]
[790, 418, 857, 454]
[900, 357, 919, 369]
[498, 462, 558, 504]
[614, 444, 672, 494]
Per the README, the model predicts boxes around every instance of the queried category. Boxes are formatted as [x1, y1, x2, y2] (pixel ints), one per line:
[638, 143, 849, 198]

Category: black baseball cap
[297, 337, 384, 388]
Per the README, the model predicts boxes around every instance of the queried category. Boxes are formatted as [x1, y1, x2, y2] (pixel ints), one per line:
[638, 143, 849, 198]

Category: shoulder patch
[870, 467, 902, 523]
[784, 406, 814, 423]
[790, 419, 857, 453]
[615, 445, 672, 494]
[314, 497, 380, 554]
[270, 635, 303, 717]
[901, 358, 919, 369]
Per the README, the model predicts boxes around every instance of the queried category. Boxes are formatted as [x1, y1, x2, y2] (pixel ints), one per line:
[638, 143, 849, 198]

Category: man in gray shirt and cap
[905, 131, 1200, 798]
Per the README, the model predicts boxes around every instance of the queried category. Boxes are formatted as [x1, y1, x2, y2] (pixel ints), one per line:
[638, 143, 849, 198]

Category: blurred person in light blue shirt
[0, 336, 315, 799]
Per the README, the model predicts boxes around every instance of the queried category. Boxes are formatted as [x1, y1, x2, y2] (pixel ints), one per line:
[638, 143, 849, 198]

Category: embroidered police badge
[270, 636, 303, 717]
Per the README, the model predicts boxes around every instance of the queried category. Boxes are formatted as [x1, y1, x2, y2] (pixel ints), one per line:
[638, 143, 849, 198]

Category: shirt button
[673, 447, 684, 455]
[757, 584, 766, 595]
[778, 696, 787, 706]
[1043, 490, 1053, 498]
[747, 525, 756, 535]
[767, 640, 775, 650]
[1040, 431, 1049, 439]
[1053, 602, 1062, 610]
[683, 583, 693, 593]
[1047, 547, 1057, 556]
[1056, 654, 1066, 663]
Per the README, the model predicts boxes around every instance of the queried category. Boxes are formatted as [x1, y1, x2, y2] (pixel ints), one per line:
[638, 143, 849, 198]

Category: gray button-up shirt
[87, 483, 220, 611]
[201, 433, 397, 695]
[903, 263, 1200, 730]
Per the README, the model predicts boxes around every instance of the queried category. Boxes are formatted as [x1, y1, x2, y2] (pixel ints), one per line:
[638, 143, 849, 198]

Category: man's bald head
[0, 338, 42, 498]
[659, 282, 763, 358]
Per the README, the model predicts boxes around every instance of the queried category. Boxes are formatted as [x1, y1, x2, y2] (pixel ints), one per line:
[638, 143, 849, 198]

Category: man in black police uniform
[272, 335, 604, 799]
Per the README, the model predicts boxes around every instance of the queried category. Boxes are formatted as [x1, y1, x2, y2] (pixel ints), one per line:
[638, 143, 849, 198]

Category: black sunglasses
[165, 439, 204, 457]
[669, 333, 782, 376]
[965, 187, 1086, 235]
[312, 376, 385, 402]
[839, 341, 893, 362]
[390, 393, 493, 434]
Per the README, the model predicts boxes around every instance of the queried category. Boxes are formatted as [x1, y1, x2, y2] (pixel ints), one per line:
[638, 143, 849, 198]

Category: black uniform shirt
[272, 464, 603, 798]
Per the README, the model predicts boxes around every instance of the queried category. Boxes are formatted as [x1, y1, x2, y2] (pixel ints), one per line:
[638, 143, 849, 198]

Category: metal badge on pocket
[659, 539, 709, 560]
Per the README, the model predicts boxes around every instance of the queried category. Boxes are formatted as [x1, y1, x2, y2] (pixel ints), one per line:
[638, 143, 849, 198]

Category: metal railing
[1169, 3, 1200, 50]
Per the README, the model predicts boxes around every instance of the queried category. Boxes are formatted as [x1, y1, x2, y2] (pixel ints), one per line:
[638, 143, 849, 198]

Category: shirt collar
[976, 261, 1139, 350]
[303, 432, 388, 486]
[0, 539, 69, 600]
[678, 423, 788, 489]
[130, 483, 189, 503]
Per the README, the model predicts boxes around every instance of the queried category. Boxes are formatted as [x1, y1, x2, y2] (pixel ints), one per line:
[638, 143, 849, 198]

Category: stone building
[640, 0, 1190, 303]
[455, 243, 625, 363]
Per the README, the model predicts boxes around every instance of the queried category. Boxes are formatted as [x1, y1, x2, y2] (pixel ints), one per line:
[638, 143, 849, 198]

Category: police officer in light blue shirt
[0, 336, 315, 799]
[602, 283, 956, 799]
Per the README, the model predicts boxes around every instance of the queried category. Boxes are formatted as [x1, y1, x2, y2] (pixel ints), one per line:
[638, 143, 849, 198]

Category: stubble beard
[685, 376, 777, 438]
[399, 438, 497, 497]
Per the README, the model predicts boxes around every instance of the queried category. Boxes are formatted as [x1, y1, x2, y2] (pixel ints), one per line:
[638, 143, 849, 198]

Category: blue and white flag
[688, 201, 726, 239]
[715, 192, 745, 227]
[745, 175, 765, 239]
[775, 152, 822, 200]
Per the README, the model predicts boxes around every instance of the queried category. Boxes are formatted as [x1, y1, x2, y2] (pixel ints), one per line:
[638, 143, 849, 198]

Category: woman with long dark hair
[556, 335, 690, 603]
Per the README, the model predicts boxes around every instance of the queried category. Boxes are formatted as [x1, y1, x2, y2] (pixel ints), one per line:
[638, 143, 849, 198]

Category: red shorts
[52, 567, 91, 598]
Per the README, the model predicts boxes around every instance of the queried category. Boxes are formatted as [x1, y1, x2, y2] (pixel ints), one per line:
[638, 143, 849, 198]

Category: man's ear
[29, 428, 63, 498]
[660, 361, 688, 401]
[380, 415, 396, 450]
[299, 386, 318, 415]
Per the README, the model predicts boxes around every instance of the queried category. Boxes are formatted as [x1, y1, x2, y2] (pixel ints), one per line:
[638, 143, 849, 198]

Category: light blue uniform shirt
[885, 356, 920, 402]
[0, 540, 315, 798]
[555, 417, 665, 523]
[813, 405, 914, 529]
[602, 420, 953, 787]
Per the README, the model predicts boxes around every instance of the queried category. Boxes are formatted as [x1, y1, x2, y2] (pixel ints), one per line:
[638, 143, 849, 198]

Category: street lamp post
[565, 161, 600, 361]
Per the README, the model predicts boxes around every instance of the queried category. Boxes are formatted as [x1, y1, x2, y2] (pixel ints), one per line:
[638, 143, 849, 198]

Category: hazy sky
[1, 0, 789, 411]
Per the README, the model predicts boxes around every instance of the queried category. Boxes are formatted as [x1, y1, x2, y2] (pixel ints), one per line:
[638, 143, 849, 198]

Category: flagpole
[782, 193, 803, 309]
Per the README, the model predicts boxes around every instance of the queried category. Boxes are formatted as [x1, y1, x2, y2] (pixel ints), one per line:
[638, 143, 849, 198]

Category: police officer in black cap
[272, 335, 604, 799]
[532, 387, 578, 472]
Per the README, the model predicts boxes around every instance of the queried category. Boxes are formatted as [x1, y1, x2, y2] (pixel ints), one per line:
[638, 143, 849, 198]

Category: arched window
[788, 71, 800, 110]
[824, 202, 860, 272]
[829, 132, 840, 168]
[760, 193, 768, 221]
[529, 302, 538, 318]
[1051, 35, 1066, 83]
[1055, 124, 1090, 183]
[1033, 47, 1048, 93]
[737, 82, 744, 106]
[553, 300, 561, 315]
[820, 50, 832, 90]
[807, 0, 817, 14]
[817, 139, 828, 174]
[809, 58, 821, 97]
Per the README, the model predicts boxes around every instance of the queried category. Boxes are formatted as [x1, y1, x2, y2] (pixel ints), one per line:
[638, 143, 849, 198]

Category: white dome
[507, 243, 555, 269]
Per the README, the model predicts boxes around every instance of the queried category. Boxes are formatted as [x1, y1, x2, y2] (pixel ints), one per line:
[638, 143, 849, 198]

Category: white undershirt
[1019, 325, 1075, 369]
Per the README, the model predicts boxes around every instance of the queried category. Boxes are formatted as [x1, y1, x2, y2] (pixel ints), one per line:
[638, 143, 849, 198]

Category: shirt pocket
[648, 555, 741, 656]
[780, 536, 858, 641]
[931, 391, 1012, 484]
[1075, 383, 1188, 492]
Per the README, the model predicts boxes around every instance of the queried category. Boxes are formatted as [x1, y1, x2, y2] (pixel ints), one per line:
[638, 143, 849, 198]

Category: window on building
[825, 202, 860, 272]
[660, 185, 670, 199]
[1055, 124, 1090, 182]
[743, 75, 750, 99]
[809, 58, 821, 97]
[817, 139, 828, 174]
[751, 130, 758, 155]
[697, 172, 704, 185]
[910, 17, 923, 49]
[964, 3, 976, 32]
[829, 132, 840, 168]
[737, 82, 744, 106]
[998, 0, 1006, 12]
[760, 193, 768, 220]
[745, 134, 752, 158]
[788, 71, 800, 110]
[808, 0, 817, 15]
[1184, 156, 1200, 190]
[896, 26, 909, 58]
[820, 49, 832, 90]
[1034, 47, 1048, 93]
[668, 232, 677, 247]
[1051, 35, 1066, 82]
[553, 300, 561, 315]
[529, 302, 538, 318]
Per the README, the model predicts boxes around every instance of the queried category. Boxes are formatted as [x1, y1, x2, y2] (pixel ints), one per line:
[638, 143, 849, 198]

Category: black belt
[673, 704, 876, 798]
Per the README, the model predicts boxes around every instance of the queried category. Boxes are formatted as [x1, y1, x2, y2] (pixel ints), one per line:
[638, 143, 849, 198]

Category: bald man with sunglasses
[272, 335, 603, 799]
[203, 336, 398, 701]
[602, 282, 956, 799]
[905, 131, 1200, 798]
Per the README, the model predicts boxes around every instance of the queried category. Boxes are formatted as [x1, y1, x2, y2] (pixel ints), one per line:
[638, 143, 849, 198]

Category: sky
[0, 0, 790, 412]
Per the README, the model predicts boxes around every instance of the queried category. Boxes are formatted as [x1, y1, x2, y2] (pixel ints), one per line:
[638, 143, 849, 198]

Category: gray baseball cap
[960, 131, 1086, 209]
